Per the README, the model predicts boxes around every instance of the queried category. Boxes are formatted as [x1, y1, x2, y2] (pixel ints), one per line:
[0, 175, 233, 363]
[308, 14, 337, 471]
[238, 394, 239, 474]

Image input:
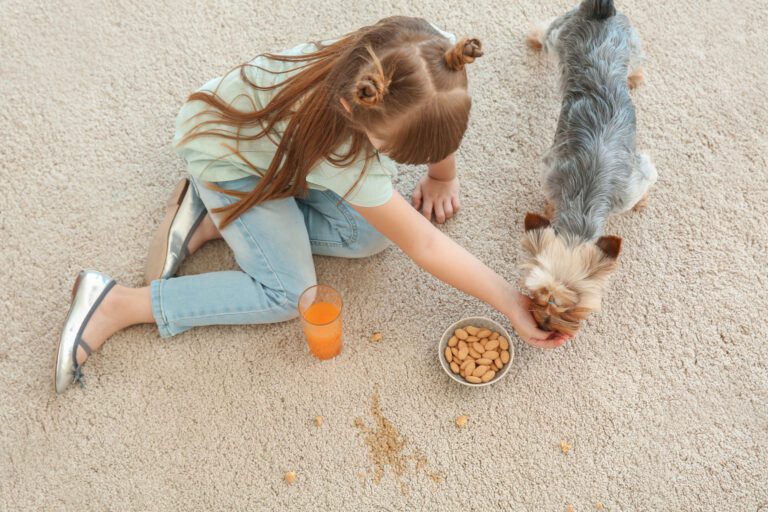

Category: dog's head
[519, 213, 622, 336]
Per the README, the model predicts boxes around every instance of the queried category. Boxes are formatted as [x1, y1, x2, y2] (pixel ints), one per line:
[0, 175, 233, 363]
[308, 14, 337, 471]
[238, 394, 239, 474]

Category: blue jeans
[150, 176, 389, 337]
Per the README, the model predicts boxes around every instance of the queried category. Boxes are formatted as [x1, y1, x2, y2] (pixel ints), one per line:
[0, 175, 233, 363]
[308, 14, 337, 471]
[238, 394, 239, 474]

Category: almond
[455, 328, 469, 340]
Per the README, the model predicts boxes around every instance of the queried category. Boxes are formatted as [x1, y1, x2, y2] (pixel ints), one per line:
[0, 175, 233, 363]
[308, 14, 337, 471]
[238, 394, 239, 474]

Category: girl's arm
[354, 191, 568, 348]
[411, 153, 461, 224]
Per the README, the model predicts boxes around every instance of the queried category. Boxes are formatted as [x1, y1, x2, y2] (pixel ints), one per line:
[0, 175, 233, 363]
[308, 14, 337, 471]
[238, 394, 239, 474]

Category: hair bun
[354, 73, 389, 107]
[444, 37, 484, 71]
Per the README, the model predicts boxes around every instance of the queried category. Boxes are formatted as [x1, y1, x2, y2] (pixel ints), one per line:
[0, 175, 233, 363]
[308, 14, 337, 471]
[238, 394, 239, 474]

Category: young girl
[55, 16, 568, 394]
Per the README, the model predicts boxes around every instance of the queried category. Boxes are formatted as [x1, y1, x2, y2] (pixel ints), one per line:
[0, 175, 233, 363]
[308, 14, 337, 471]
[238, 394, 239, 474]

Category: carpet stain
[354, 390, 444, 495]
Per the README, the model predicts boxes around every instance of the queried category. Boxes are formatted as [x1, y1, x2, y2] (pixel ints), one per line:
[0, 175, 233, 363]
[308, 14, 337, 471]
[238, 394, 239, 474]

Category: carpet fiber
[2, 1, 767, 510]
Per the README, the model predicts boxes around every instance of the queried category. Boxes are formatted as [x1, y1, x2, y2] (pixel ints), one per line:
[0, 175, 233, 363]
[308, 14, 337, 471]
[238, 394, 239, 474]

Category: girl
[55, 16, 568, 394]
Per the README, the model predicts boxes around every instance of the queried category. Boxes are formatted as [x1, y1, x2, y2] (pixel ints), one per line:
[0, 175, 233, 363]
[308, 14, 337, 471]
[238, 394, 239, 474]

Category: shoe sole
[53, 272, 83, 394]
[143, 179, 190, 285]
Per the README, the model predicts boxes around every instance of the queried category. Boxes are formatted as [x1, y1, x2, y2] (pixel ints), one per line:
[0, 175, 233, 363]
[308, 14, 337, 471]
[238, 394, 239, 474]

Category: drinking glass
[298, 285, 343, 360]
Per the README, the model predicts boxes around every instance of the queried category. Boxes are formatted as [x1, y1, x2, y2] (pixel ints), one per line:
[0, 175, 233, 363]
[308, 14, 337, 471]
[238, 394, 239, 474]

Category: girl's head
[181, 16, 483, 227]
[332, 17, 483, 164]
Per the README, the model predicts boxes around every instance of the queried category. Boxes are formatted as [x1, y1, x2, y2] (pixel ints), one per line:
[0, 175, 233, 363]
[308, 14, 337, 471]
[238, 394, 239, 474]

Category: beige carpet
[2, 0, 767, 510]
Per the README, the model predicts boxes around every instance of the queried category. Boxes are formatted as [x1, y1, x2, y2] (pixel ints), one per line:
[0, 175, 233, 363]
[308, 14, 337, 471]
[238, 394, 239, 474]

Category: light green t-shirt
[173, 25, 457, 207]
[173, 40, 398, 207]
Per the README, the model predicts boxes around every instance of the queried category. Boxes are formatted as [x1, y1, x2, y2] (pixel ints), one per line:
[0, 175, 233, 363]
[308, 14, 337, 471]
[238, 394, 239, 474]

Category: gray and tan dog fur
[521, 0, 658, 336]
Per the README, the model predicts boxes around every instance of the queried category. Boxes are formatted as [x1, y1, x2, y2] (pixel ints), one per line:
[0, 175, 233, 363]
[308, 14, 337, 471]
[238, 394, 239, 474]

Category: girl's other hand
[506, 292, 572, 349]
[411, 175, 461, 224]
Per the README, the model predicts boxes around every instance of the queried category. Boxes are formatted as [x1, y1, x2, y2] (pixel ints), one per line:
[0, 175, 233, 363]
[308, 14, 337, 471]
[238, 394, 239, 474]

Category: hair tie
[353, 46, 391, 107]
[444, 37, 484, 71]
[355, 74, 389, 107]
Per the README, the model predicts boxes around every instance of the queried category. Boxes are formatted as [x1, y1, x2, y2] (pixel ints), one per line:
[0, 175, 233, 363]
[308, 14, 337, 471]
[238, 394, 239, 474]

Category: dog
[520, 0, 658, 336]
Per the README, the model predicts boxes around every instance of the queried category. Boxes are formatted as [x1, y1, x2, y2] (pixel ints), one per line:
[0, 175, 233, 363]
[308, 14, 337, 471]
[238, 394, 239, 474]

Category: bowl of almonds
[438, 317, 514, 387]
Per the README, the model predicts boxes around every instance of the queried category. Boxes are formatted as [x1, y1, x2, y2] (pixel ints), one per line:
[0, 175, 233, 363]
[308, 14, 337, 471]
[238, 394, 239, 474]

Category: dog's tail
[582, 0, 616, 20]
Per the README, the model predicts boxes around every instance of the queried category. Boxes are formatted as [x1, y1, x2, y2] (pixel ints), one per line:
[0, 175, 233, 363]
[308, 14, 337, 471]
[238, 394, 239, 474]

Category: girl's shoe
[55, 271, 116, 394]
[143, 178, 207, 285]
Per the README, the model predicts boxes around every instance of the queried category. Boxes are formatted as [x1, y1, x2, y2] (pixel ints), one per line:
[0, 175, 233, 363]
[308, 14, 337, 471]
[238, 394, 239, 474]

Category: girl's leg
[296, 188, 390, 258]
[150, 176, 316, 337]
[76, 285, 154, 364]
[77, 175, 316, 357]
[75, 178, 388, 356]
[183, 184, 388, 261]
[186, 212, 222, 254]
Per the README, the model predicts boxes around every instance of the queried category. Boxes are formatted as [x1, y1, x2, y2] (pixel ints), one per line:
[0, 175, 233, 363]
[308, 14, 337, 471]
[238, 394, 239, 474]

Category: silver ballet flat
[143, 178, 207, 285]
[55, 270, 116, 394]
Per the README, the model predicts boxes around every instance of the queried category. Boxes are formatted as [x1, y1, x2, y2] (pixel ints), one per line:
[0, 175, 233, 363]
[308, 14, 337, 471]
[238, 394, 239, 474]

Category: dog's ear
[596, 236, 622, 259]
[524, 213, 551, 232]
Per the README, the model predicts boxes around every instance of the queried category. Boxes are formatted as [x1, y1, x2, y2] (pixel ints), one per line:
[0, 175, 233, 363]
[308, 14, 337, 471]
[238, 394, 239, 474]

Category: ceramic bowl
[438, 317, 514, 387]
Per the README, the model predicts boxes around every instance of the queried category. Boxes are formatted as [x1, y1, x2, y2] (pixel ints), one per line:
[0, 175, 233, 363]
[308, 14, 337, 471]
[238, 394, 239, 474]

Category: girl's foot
[144, 178, 213, 284]
[56, 271, 154, 394]
[186, 213, 222, 255]
[76, 285, 153, 365]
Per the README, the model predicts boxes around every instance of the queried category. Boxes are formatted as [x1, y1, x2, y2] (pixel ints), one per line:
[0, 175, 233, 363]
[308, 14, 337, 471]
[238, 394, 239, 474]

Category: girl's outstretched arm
[354, 191, 569, 349]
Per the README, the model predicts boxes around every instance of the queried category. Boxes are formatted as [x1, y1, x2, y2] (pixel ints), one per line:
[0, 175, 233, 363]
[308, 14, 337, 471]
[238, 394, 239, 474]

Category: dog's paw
[543, 201, 556, 220]
[632, 192, 650, 212]
[628, 66, 645, 89]
[525, 24, 546, 51]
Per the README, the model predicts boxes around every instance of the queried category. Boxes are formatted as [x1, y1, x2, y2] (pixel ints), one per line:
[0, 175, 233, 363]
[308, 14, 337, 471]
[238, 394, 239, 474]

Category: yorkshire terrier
[520, 0, 657, 336]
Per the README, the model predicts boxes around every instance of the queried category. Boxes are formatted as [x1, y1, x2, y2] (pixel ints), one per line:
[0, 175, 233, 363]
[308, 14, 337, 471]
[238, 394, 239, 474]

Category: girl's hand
[505, 292, 571, 349]
[411, 175, 461, 224]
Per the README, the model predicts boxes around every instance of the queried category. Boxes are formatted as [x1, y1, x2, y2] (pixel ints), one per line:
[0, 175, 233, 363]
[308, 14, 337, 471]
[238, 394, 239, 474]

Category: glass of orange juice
[298, 284, 343, 360]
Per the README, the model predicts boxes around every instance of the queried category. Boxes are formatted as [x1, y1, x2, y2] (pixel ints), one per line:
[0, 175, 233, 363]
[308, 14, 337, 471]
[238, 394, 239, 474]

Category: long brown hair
[178, 16, 483, 228]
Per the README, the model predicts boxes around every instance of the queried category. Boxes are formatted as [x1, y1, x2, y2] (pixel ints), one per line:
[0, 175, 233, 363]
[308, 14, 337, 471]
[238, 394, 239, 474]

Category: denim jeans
[150, 176, 390, 337]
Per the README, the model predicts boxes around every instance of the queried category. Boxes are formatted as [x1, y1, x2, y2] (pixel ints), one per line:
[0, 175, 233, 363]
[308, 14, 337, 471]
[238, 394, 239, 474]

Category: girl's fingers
[451, 195, 461, 214]
[529, 336, 567, 349]
[422, 199, 433, 220]
[530, 326, 554, 340]
[443, 198, 454, 220]
[412, 186, 422, 209]
[434, 201, 446, 224]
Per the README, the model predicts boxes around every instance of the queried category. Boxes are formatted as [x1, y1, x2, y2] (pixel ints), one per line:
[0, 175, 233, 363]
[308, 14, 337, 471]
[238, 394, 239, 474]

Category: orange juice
[302, 302, 342, 360]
